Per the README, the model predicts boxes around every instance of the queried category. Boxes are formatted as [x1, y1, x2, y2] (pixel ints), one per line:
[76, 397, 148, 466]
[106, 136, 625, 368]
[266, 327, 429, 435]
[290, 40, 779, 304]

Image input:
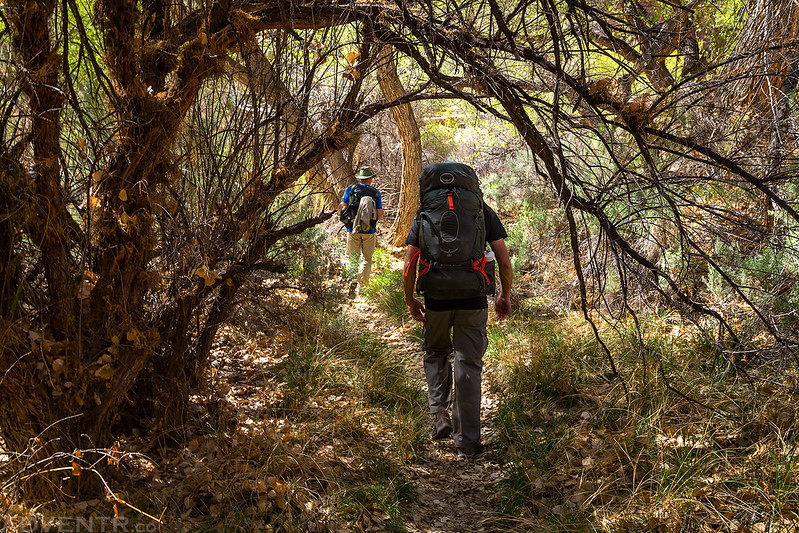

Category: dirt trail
[347, 295, 514, 533]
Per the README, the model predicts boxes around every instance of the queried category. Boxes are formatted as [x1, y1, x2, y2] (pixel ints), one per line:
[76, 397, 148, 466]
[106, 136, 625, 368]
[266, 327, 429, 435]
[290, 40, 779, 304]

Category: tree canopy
[2, 0, 798, 498]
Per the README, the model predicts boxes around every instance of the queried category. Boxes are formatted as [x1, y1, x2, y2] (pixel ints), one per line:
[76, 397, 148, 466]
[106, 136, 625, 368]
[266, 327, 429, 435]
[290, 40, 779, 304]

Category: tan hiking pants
[346, 231, 377, 285]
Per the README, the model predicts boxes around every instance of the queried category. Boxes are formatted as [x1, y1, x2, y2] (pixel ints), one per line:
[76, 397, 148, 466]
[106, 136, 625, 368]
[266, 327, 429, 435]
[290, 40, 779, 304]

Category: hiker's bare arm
[489, 238, 512, 320]
[403, 245, 426, 323]
[377, 208, 384, 221]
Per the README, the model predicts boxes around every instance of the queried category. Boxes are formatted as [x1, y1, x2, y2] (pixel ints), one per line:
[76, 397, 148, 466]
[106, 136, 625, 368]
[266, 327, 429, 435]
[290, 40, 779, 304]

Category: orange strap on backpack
[472, 255, 490, 284]
[405, 249, 431, 279]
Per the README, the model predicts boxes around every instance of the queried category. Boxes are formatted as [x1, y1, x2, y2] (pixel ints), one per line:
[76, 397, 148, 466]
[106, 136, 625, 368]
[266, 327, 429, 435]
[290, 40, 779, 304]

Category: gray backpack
[413, 162, 493, 299]
[354, 195, 377, 233]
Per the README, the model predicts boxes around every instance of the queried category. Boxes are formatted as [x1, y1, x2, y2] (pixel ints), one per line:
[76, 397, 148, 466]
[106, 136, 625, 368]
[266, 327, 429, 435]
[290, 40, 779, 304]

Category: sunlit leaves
[194, 264, 222, 287]
[343, 48, 362, 81]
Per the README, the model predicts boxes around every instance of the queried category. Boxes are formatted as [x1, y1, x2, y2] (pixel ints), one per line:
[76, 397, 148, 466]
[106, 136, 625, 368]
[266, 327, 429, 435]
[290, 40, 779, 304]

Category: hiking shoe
[457, 445, 483, 460]
[431, 411, 453, 440]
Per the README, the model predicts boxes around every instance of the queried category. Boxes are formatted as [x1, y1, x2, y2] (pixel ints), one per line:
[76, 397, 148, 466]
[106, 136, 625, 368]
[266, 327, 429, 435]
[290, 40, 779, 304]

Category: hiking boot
[431, 410, 453, 440]
[457, 445, 483, 460]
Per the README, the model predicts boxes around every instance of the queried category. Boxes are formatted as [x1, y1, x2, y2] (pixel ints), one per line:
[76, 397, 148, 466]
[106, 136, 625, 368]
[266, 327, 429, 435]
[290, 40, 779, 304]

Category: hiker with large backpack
[402, 162, 512, 459]
[339, 166, 384, 293]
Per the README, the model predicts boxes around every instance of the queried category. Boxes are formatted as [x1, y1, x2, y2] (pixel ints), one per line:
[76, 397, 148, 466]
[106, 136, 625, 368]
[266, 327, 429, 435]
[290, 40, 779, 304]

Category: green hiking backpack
[413, 162, 494, 300]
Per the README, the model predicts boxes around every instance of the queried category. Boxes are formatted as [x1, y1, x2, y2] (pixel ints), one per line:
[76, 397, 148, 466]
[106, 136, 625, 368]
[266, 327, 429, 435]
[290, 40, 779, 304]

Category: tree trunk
[376, 45, 421, 247]
[229, 46, 354, 210]
[328, 148, 357, 198]
[9, 0, 75, 335]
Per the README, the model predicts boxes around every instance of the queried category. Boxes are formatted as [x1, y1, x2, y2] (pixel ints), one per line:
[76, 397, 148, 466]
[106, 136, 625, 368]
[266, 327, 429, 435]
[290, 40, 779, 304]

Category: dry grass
[3, 244, 799, 533]
[487, 304, 799, 532]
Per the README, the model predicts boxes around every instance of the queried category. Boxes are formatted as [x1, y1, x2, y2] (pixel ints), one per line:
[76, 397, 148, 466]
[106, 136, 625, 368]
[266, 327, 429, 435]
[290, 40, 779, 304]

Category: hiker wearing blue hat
[338, 166, 384, 295]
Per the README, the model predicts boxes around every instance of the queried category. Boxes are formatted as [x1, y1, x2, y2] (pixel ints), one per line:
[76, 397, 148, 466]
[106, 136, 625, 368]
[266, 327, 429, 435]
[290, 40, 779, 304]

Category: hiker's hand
[407, 298, 427, 323]
[494, 293, 511, 320]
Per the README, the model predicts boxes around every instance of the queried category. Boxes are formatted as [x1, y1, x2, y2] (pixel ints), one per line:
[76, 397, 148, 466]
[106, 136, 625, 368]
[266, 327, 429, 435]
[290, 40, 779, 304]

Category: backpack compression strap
[407, 248, 488, 284]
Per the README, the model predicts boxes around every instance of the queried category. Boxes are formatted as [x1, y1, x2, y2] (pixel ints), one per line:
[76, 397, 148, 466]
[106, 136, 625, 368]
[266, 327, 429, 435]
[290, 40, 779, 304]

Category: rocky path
[347, 295, 515, 533]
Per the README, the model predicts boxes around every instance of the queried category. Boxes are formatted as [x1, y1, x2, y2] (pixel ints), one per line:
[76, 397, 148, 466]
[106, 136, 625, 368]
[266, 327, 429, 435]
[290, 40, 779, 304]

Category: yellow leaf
[343, 65, 360, 81]
[346, 50, 360, 64]
[325, 120, 340, 136]
[108, 441, 123, 466]
[194, 264, 209, 279]
[204, 270, 222, 287]
[194, 264, 221, 286]
[126, 328, 140, 342]
[72, 449, 83, 476]
[118, 189, 128, 201]
[88, 196, 100, 209]
[95, 364, 114, 380]
[42, 338, 55, 353]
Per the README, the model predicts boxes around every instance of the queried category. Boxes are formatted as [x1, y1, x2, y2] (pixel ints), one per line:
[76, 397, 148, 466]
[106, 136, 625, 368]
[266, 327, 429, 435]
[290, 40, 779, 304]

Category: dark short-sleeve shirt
[406, 203, 507, 311]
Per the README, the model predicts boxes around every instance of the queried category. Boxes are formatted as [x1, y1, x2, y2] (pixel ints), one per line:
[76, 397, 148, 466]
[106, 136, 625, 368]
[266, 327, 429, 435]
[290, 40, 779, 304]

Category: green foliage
[334, 478, 417, 533]
[361, 269, 407, 323]
[280, 323, 350, 412]
[272, 222, 348, 302]
[482, 151, 552, 214]
[272, 305, 426, 530]
[739, 245, 799, 313]
[504, 200, 562, 272]
[280, 308, 425, 418]
[694, 0, 747, 57]
[701, 238, 799, 318]
[371, 247, 392, 271]
[486, 311, 793, 529]
[357, 336, 426, 415]
[488, 319, 583, 404]
[420, 115, 458, 159]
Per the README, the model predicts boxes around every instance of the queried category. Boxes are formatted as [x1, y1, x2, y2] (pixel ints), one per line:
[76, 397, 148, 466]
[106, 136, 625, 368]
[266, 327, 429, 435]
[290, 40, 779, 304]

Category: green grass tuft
[362, 269, 408, 323]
